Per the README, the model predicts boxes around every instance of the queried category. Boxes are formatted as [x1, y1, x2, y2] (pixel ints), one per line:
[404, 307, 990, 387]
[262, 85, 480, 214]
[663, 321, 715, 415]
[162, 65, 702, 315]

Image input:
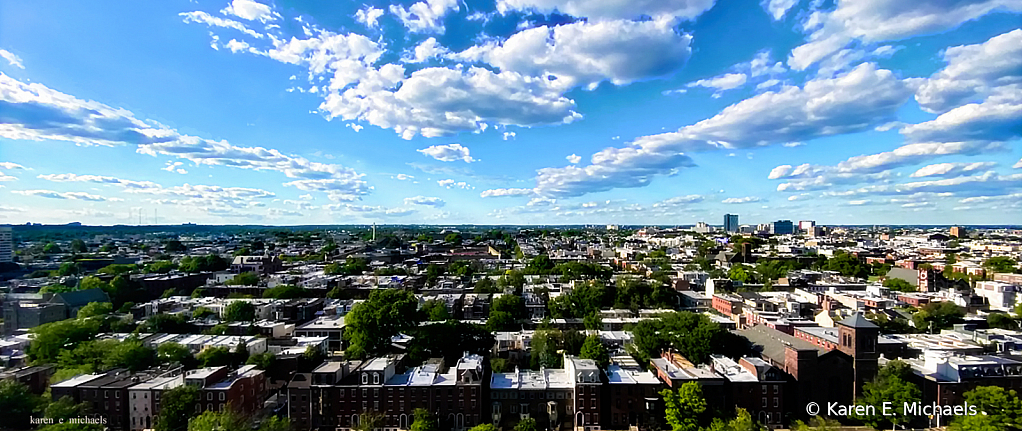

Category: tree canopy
[223, 301, 256, 322]
[579, 335, 609, 367]
[852, 360, 921, 429]
[226, 271, 260, 286]
[344, 289, 419, 359]
[912, 301, 965, 333]
[662, 382, 708, 431]
[630, 311, 748, 365]
[949, 385, 1022, 430]
[155, 385, 199, 431]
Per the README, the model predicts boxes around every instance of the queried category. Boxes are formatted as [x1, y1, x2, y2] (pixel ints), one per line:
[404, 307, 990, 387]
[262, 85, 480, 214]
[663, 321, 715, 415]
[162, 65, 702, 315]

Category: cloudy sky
[0, 0, 1020, 226]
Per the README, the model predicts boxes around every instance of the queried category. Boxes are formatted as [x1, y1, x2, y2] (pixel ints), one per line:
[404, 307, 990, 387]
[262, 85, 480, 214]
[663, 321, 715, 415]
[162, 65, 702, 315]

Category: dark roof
[734, 325, 824, 364]
[52, 288, 111, 308]
[837, 313, 879, 329]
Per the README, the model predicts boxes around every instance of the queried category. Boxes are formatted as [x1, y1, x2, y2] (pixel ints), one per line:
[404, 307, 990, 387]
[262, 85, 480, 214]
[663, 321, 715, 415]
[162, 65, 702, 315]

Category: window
[133, 393, 136, 400]
[773, 385, 779, 394]
[362, 373, 369, 384]
[362, 389, 368, 398]
[511, 405, 517, 413]
[220, 393, 226, 401]
[105, 390, 110, 399]
[761, 386, 767, 394]
[207, 403, 213, 411]
[207, 393, 213, 400]
[761, 398, 767, 407]
[774, 397, 779, 408]
[340, 388, 346, 397]
[220, 405, 226, 412]
[374, 373, 380, 384]
[591, 399, 596, 409]
[374, 388, 380, 398]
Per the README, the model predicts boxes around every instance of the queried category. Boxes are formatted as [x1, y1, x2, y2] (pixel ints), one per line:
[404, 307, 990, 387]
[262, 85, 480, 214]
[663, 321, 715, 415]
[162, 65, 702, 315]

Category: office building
[769, 220, 794, 235]
[724, 214, 739, 233]
[798, 221, 815, 232]
[0, 227, 12, 263]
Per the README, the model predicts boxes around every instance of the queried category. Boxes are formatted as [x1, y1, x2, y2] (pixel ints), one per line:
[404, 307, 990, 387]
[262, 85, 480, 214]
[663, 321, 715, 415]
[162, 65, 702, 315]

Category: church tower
[837, 312, 880, 397]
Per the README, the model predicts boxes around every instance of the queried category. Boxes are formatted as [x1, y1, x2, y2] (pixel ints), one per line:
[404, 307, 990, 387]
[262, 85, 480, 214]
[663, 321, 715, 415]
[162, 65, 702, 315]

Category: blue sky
[0, 0, 1020, 226]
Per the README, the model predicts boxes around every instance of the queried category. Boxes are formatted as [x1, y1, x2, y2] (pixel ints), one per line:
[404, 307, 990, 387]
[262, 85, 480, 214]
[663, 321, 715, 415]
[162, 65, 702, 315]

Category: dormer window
[373, 373, 380, 384]
[362, 373, 368, 384]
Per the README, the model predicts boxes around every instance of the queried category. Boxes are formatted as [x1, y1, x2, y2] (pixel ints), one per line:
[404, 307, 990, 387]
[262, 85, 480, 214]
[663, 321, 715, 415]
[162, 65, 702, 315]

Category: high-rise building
[769, 220, 794, 235]
[950, 226, 965, 238]
[724, 214, 739, 233]
[0, 227, 12, 263]
[798, 220, 816, 232]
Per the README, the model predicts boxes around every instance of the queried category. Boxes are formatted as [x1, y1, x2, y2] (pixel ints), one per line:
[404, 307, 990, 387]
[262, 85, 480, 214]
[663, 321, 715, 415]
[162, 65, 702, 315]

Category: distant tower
[372, 223, 377, 242]
[724, 214, 739, 233]
[0, 227, 12, 263]
[837, 312, 880, 397]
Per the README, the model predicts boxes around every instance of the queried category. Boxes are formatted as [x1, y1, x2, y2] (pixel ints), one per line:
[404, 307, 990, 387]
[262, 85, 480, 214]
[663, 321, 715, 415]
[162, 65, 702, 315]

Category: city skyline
[1, 0, 1021, 226]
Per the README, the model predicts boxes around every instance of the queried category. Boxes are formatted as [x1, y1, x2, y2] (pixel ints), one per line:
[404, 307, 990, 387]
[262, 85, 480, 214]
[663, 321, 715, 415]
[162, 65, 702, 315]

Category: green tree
[630, 311, 747, 365]
[410, 408, 439, 431]
[77, 301, 113, 319]
[258, 416, 293, 431]
[193, 307, 217, 320]
[420, 299, 451, 321]
[824, 251, 868, 278]
[583, 312, 603, 330]
[140, 313, 195, 333]
[474, 278, 498, 293]
[262, 284, 309, 299]
[233, 247, 251, 257]
[444, 233, 463, 245]
[852, 360, 921, 429]
[514, 417, 538, 431]
[912, 301, 966, 333]
[706, 408, 764, 431]
[490, 357, 512, 373]
[468, 424, 499, 431]
[147, 260, 177, 274]
[197, 346, 233, 367]
[70, 239, 88, 253]
[105, 337, 157, 372]
[949, 386, 1022, 430]
[155, 385, 199, 431]
[38, 424, 105, 431]
[563, 329, 586, 356]
[43, 242, 62, 254]
[223, 301, 256, 322]
[158, 342, 195, 365]
[530, 329, 564, 369]
[98, 264, 137, 275]
[661, 382, 707, 431]
[882, 277, 915, 292]
[44, 395, 91, 422]
[188, 408, 249, 431]
[0, 380, 42, 430]
[579, 335, 609, 367]
[983, 256, 1018, 273]
[246, 352, 276, 370]
[226, 271, 260, 286]
[344, 289, 419, 359]
[791, 416, 840, 431]
[728, 264, 754, 283]
[55, 261, 81, 276]
[165, 239, 186, 252]
[988, 313, 1019, 330]
[28, 318, 102, 363]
